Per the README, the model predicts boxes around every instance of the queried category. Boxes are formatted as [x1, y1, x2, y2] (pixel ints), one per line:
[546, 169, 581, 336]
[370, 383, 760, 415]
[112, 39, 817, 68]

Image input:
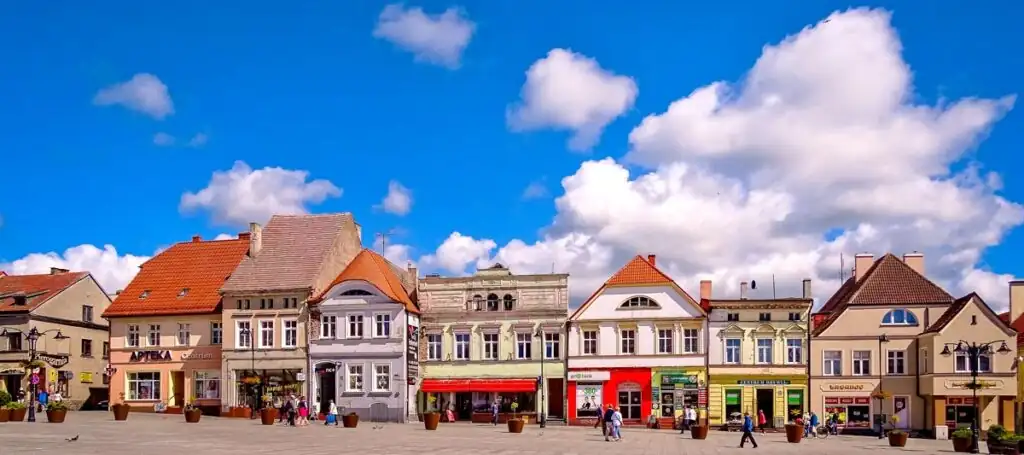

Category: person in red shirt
[757, 409, 767, 434]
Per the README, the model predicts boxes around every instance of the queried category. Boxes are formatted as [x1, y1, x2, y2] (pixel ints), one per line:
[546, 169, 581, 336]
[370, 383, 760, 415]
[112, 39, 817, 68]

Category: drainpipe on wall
[563, 320, 570, 424]
[704, 316, 710, 424]
[914, 337, 925, 434]
[806, 301, 812, 416]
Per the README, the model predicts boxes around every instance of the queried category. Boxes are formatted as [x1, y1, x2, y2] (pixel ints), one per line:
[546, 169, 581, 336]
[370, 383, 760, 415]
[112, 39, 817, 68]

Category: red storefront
[567, 368, 652, 426]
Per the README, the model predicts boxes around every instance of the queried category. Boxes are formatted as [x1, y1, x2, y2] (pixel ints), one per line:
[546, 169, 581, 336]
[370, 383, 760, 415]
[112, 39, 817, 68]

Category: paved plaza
[0, 412, 965, 454]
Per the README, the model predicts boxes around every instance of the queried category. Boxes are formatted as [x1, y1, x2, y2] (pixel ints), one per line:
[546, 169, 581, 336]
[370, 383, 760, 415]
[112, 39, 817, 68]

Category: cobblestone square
[0, 412, 964, 454]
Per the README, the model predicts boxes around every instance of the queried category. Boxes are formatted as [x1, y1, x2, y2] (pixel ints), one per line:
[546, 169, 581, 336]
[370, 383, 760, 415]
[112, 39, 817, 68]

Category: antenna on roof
[772, 274, 776, 300]
[375, 228, 396, 255]
[840, 253, 845, 282]
[551, 262, 555, 274]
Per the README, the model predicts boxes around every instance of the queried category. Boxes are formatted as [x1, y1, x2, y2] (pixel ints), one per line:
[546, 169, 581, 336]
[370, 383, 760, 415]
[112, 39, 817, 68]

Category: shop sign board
[568, 371, 610, 382]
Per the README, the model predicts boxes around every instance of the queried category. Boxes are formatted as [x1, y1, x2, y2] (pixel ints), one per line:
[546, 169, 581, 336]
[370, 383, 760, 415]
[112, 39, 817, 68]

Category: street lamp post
[536, 329, 547, 429]
[239, 326, 257, 418]
[877, 333, 888, 439]
[0, 327, 69, 422]
[941, 340, 1012, 454]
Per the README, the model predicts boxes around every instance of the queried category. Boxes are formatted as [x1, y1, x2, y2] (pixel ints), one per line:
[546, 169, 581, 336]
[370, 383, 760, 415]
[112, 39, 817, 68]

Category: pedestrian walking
[593, 404, 606, 435]
[491, 400, 500, 425]
[326, 400, 339, 426]
[610, 406, 623, 442]
[297, 396, 309, 426]
[757, 409, 767, 434]
[689, 406, 698, 428]
[603, 405, 615, 441]
[739, 411, 758, 448]
[808, 411, 820, 438]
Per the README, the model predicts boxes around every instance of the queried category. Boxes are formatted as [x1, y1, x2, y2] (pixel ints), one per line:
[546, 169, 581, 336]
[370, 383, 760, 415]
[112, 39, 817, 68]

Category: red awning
[421, 378, 537, 393]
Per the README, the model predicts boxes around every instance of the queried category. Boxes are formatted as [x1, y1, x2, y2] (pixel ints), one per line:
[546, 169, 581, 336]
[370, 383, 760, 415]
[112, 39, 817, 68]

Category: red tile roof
[924, 293, 1016, 336]
[998, 311, 1024, 345]
[569, 254, 700, 320]
[313, 249, 417, 313]
[102, 237, 250, 318]
[0, 272, 90, 313]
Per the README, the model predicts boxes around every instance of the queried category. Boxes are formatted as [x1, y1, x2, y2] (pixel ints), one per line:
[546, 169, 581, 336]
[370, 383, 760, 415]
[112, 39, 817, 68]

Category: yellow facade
[708, 375, 808, 425]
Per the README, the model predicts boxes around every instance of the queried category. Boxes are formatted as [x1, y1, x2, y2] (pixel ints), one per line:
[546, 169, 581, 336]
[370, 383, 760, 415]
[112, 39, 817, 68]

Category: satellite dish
[751, 280, 757, 290]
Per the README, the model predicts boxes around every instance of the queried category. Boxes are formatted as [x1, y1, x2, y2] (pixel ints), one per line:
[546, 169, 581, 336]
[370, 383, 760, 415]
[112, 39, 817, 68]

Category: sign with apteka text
[130, 350, 172, 362]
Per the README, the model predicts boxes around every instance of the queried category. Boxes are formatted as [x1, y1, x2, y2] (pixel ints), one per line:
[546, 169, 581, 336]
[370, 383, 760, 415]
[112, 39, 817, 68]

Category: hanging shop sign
[407, 324, 419, 379]
[129, 350, 172, 362]
[37, 353, 70, 368]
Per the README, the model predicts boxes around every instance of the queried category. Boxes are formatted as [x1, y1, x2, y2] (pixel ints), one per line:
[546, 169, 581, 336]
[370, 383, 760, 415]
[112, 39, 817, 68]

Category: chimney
[49, 267, 69, 275]
[903, 251, 925, 276]
[647, 254, 656, 266]
[740, 281, 749, 300]
[237, 232, 251, 241]
[191, 235, 202, 243]
[407, 262, 418, 281]
[854, 253, 874, 282]
[700, 280, 712, 300]
[1010, 281, 1024, 326]
[115, 289, 122, 295]
[802, 279, 812, 299]
[249, 222, 263, 257]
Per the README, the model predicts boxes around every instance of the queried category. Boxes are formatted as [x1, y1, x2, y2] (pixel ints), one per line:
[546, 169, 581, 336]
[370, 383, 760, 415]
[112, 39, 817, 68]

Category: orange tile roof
[998, 311, 1024, 345]
[0, 272, 90, 313]
[569, 254, 700, 320]
[102, 237, 250, 318]
[925, 293, 1015, 335]
[315, 249, 418, 314]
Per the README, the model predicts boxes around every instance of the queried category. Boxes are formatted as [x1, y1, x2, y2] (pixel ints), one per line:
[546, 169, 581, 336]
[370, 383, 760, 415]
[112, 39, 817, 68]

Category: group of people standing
[593, 404, 625, 441]
[275, 394, 313, 426]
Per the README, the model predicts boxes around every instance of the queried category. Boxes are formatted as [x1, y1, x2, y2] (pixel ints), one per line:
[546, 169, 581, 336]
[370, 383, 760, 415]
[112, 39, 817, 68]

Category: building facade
[566, 255, 707, 427]
[998, 281, 1024, 433]
[103, 234, 251, 414]
[705, 279, 813, 427]
[417, 264, 568, 424]
[220, 214, 362, 412]
[0, 269, 113, 409]
[308, 249, 418, 422]
[811, 252, 1017, 438]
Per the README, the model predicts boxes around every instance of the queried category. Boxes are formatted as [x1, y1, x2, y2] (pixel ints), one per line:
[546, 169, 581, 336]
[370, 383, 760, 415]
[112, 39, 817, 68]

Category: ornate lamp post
[0, 327, 69, 422]
[941, 340, 1012, 454]
[239, 326, 257, 418]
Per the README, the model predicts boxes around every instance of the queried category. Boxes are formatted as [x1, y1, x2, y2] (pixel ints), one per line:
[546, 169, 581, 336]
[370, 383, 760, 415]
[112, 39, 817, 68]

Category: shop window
[852, 350, 871, 376]
[617, 384, 642, 420]
[426, 334, 442, 360]
[683, 329, 699, 353]
[576, 383, 603, 417]
[786, 390, 803, 420]
[127, 372, 161, 400]
[823, 350, 842, 375]
[946, 402, 976, 427]
[657, 329, 673, 354]
[497, 392, 535, 413]
[582, 330, 598, 355]
[516, 333, 532, 359]
[725, 389, 742, 421]
[194, 371, 220, 399]
[454, 333, 470, 360]
[881, 309, 919, 326]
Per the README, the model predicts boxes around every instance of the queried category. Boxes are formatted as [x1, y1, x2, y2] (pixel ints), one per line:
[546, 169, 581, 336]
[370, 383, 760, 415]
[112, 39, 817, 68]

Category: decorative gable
[569, 255, 704, 322]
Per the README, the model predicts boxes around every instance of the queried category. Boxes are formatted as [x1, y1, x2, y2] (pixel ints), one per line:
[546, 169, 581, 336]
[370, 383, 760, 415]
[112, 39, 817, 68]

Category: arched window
[881, 309, 919, 326]
[619, 296, 659, 309]
[486, 294, 500, 311]
[340, 289, 373, 296]
[471, 294, 483, 311]
[503, 294, 515, 311]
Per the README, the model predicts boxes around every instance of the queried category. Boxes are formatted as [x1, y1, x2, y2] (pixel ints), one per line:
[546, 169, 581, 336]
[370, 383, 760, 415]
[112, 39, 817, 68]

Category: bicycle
[816, 424, 832, 438]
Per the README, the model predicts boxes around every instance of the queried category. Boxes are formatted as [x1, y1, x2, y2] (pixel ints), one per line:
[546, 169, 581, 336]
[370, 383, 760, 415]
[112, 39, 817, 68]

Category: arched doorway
[617, 382, 642, 420]
[315, 363, 337, 415]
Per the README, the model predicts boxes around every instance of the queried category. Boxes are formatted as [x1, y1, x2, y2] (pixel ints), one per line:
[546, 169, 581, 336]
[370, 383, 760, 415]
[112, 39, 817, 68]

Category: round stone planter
[507, 418, 525, 433]
[46, 409, 67, 423]
[785, 424, 804, 443]
[423, 412, 440, 430]
[9, 408, 26, 422]
[690, 425, 708, 440]
[260, 408, 278, 425]
[342, 413, 359, 428]
[184, 409, 202, 423]
[112, 404, 130, 421]
[952, 436, 972, 453]
[0, 408, 10, 423]
[888, 432, 908, 447]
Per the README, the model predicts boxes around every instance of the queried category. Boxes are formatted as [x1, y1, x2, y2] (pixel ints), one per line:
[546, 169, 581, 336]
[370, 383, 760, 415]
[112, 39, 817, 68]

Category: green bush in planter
[4, 401, 26, 410]
[0, 390, 10, 408]
[952, 427, 974, 439]
[987, 424, 1007, 441]
[46, 401, 69, 411]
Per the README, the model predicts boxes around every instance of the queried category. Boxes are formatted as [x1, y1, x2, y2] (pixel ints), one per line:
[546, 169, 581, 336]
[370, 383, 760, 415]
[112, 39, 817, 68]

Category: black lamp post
[239, 326, 257, 418]
[940, 340, 1012, 454]
[0, 327, 69, 422]
[535, 329, 547, 429]
[877, 333, 888, 439]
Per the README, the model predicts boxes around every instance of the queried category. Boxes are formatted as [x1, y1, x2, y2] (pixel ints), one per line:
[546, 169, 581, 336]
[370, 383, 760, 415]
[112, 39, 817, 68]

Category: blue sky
[1, 1, 1022, 309]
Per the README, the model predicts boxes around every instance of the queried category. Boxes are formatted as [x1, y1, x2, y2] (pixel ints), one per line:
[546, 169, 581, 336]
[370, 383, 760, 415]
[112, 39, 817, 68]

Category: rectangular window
[267, 298, 274, 309]
[516, 333, 532, 359]
[236, 299, 243, 310]
[454, 333, 470, 360]
[82, 305, 93, 322]
[127, 372, 161, 400]
[321, 315, 337, 339]
[725, 338, 741, 364]
[786, 339, 803, 364]
[483, 333, 499, 360]
[4, 334, 21, 351]
[210, 322, 222, 345]
[620, 329, 636, 354]
[81, 339, 93, 357]
[758, 312, 771, 321]
[727, 313, 739, 322]
[853, 350, 871, 376]
[147, 324, 161, 347]
[756, 338, 773, 364]
[282, 320, 297, 348]
[259, 298, 268, 310]
[177, 323, 191, 346]
[127, 324, 140, 348]
[544, 333, 560, 359]
[102, 341, 109, 359]
[582, 330, 598, 355]
[236, 321, 251, 349]
[955, 351, 993, 373]
[788, 312, 801, 321]
[427, 334, 442, 360]
[887, 350, 905, 374]
[347, 314, 364, 339]
[373, 364, 391, 392]
[657, 329, 673, 354]
[374, 313, 391, 338]
[346, 364, 363, 392]
[258, 320, 274, 348]
[683, 328, 699, 353]
[244, 299, 251, 310]
[194, 371, 220, 399]
[823, 350, 842, 376]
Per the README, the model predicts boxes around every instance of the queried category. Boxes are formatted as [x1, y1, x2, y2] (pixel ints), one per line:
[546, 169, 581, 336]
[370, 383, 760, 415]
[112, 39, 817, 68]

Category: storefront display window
[725, 389, 742, 421]
[946, 398, 976, 427]
[786, 390, 803, 420]
[824, 396, 871, 428]
[128, 372, 161, 400]
[194, 371, 220, 399]
[576, 383, 602, 417]
[618, 382, 642, 420]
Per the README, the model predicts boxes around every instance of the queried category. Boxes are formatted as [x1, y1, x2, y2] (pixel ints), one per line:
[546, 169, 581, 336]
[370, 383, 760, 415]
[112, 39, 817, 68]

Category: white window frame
[426, 333, 442, 361]
[373, 312, 392, 338]
[682, 328, 699, 353]
[454, 332, 470, 360]
[955, 351, 993, 373]
[193, 371, 221, 399]
[823, 350, 842, 376]
[127, 324, 140, 348]
[516, 333, 532, 360]
[785, 338, 803, 364]
[345, 363, 364, 392]
[482, 333, 499, 360]
[147, 324, 161, 347]
[281, 319, 298, 348]
[126, 371, 161, 401]
[235, 321, 252, 349]
[887, 350, 905, 374]
[756, 338, 773, 364]
[852, 350, 871, 376]
[347, 313, 364, 339]
[582, 330, 598, 355]
[372, 363, 391, 392]
[176, 323, 191, 347]
[657, 329, 673, 354]
[724, 338, 741, 364]
[258, 319, 274, 349]
[320, 315, 337, 339]
[620, 329, 636, 355]
[544, 332, 560, 360]
[210, 322, 222, 345]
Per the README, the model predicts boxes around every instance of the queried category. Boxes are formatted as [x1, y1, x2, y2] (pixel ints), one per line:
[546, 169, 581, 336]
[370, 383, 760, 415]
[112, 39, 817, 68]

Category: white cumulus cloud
[373, 4, 475, 69]
[180, 161, 342, 227]
[153, 132, 175, 146]
[507, 49, 638, 150]
[93, 73, 174, 120]
[1, 244, 151, 294]
[379, 180, 413, 216]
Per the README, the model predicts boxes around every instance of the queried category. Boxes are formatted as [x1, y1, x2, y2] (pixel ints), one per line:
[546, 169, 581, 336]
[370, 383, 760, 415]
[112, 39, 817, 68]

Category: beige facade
[0, 270, 112, 409]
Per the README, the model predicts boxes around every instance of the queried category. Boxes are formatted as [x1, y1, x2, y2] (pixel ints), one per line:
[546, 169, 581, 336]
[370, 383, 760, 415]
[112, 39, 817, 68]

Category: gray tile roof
[221, 213, 355, 292]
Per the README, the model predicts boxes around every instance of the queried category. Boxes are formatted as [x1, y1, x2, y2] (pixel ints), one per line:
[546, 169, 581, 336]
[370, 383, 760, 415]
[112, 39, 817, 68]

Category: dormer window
[619, 296, 659, 309]
[341, 289, 373, 296]
[178, 288, 190, 297]
[486, 294, 499, 311]
[139, 290, 150, 299]
[503, 294, 515, 311]
[881, 309, 919, 326]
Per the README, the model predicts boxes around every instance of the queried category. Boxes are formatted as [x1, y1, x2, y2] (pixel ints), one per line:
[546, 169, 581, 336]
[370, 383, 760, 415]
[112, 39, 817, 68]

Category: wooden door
[547, 378, 564, 418]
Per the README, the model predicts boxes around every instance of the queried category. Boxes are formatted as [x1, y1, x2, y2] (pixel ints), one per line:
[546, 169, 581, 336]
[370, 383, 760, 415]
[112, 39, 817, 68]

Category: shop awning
[421, 378, 537, 393]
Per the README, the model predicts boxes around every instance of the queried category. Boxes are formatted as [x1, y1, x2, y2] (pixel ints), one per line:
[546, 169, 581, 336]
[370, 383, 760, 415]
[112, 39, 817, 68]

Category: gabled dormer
[568, 254, 703, 322]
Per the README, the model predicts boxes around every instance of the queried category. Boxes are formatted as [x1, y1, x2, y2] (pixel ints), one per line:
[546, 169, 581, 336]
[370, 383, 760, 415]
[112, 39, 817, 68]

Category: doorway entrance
[547, 378, 564, 418]
[315, 363, 336, 415]
[893, 396, 909, 429]
[454, 392, 473, 420]
[755, 388, 775, 428]
[617, 382, 642, 421]
[171, 371, 185, 407]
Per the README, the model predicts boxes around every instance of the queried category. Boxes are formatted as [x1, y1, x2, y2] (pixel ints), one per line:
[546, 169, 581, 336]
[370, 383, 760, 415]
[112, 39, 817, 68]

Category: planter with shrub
[260, 407, 278, 425]
[507, 402, 524, 434]
[5, 402, 27, 422]
[183, 402, 202, 423]
[985, 425, 1023, 455]
[342, 412, 359, 428]
[886, 416, 907, 447]
[952, 427, 974, 453]
[423, 396, 440, 430]
[45, 400, 68, 423]
[0, 390, 11, 422]
[111, 393, 130, 421]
